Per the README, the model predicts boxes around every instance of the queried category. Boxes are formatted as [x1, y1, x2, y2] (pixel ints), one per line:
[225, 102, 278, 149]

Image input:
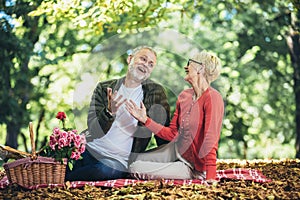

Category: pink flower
[60, 131, 68, 139]
[72, 130, 78, 134]
[58, 137, 68, 149]
[53, 127, 60, 136]
[49, 135, 57, 144]
[79, 144, 85, 153]
[49, 144, 56, 150]
[49, 135, 57, 150]
[70, 151, 81, 160]
[68, 131, 76, 139]
[67, 133, 74, 146]
[74, 135, 82, 148]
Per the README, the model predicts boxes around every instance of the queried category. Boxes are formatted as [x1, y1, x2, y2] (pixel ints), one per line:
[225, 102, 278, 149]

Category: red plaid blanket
[0, 168, 271, 190]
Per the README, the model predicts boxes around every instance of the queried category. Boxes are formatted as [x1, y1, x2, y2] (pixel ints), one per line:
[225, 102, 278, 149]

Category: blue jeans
[65, 150, 129, 181]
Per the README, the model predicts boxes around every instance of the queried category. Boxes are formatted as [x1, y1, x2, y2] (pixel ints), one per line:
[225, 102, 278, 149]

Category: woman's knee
[128, 160, 145, 174]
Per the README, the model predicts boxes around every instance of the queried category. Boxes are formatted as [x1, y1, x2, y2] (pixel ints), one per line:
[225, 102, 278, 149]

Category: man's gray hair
[130, 46, 157, 58]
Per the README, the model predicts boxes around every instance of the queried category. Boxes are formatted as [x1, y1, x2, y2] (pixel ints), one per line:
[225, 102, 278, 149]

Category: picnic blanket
[0, 168, 271, 190]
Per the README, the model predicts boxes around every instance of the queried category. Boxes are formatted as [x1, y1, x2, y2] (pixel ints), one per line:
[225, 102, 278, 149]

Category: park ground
[0, 159, 299, 199]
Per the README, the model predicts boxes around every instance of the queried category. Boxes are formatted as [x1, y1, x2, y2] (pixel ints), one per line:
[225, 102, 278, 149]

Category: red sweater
[145, 87, 224, 180]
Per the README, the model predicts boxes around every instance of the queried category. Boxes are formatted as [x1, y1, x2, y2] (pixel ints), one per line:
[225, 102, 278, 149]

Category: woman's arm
[126, 99, 180, 142]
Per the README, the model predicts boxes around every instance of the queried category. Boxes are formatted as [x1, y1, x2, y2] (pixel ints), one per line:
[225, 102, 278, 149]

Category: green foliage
[28, 0, 178, 36]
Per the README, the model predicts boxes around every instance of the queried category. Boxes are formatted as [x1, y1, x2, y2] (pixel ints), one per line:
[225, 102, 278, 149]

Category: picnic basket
[3, 122, 67, 188]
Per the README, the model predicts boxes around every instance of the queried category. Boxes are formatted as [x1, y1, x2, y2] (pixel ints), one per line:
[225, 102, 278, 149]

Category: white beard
[128, 59, 150, 82]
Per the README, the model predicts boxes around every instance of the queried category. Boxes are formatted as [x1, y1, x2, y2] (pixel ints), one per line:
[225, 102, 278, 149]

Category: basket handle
[29, 122, 37, 159]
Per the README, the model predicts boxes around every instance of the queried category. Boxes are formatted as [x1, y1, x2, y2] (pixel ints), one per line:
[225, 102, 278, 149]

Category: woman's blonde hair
[192, 50, 222, 83]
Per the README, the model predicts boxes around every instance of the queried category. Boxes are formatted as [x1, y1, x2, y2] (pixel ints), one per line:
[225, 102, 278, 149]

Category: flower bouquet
[41, 111, 86, 170]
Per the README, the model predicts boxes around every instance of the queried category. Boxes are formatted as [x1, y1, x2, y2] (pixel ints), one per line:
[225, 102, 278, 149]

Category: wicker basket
[3, 122, 67, 188]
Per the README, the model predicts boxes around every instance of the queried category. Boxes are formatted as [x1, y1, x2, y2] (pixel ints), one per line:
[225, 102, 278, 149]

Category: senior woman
[125, 50, 224, 181]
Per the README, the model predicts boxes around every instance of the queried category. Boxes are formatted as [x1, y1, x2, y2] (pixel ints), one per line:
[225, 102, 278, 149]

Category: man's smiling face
[127, 49, 157, 82]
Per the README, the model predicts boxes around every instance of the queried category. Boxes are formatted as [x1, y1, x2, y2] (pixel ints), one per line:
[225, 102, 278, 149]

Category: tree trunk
[287, 10, 300, 158]
[5, 122, 21, 149]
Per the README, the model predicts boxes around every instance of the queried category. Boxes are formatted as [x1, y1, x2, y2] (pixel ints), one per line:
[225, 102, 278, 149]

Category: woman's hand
[125, 100, 148, 123]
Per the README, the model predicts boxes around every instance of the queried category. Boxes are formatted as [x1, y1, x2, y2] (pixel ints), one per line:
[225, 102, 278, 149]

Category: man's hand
[107, 87, 127, 115]
[125, 100, 148, 123]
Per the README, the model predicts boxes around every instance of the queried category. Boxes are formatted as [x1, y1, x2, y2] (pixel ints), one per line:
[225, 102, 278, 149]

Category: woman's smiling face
[184, 59, 204, 84]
